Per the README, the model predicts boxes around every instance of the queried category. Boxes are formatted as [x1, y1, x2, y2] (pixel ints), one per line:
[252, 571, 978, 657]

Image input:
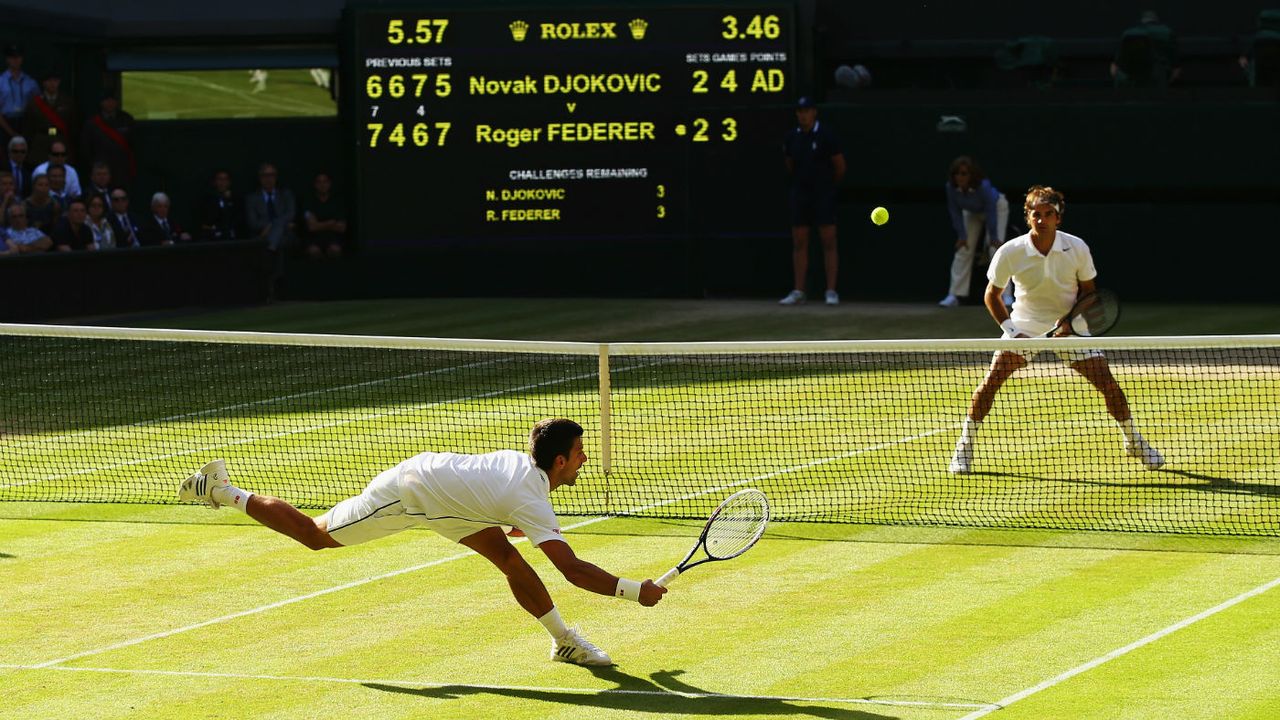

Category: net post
[598, 343, 612, 476]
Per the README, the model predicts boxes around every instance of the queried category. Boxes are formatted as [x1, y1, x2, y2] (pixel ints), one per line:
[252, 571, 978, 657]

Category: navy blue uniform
[783, 121, 842, 226]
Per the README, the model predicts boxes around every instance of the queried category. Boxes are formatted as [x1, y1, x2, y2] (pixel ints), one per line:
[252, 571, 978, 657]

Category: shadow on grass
[991, 468, 1280, 498]
[364, 666, 899, 719]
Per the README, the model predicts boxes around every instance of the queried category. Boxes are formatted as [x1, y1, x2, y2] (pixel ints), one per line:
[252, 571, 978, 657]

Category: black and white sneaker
[177, 459, 231, 508]
[551, 627, 613, 666]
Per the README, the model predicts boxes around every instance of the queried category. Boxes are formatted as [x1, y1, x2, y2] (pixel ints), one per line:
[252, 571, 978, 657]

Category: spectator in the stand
[85, 193, 115, 249]
[139, 192, 191, 246]
[1110, 10, 1181, 87]
[32, 140, 81, 198]
[108, 188, 141, 248]
[245, 162, 296, 250]
[7, 135, 31, 197]
[301, 171, 346, 259]
[0, 171, 17, 228]
[939, 156, 1011, 308]
[84, 161, 114, 207]
[24, 173, 61, 232]
[23, 70, 76, 165]
[779, 96, 845, 306]
[199, 169, 241, 241]
[46, 164, 73, 209]
[3, 203, 51, 254]
[0, 45, 38, 142]
[51, 197, 92, 252]
[1239, 10, 1280, 88]
[82, 93, 137, 188]
[833, 64, 872, 91]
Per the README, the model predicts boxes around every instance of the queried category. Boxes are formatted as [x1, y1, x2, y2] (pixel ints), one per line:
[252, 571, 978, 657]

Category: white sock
[1118, 418, 1140, 444]
[959, 416, 981, 443]
[211, 484, 254, 513]
[537, 606, 569, 640]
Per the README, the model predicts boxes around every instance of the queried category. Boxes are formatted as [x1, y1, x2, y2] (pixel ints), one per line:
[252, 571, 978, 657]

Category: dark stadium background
[1, 0, 1276, 321]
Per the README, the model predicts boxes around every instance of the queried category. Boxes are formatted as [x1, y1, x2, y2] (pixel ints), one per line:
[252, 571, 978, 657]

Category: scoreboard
[349, 4, 796, 246]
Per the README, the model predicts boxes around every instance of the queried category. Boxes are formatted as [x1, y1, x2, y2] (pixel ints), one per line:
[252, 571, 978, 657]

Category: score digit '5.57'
[385, 18, 450, 45]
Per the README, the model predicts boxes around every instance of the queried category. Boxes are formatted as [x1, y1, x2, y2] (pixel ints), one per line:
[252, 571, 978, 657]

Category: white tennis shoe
[948, 440, 973, 474]
[825, 290, 840, 306]
[177, 459, 231, 508]
[1125, 439, 1165, 471]
[551, 628, 613, 666]
[778, 290, 806, 306]
[938, 294, 960, 308]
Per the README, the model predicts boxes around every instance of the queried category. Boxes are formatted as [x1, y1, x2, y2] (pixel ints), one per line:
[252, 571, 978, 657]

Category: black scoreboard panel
[350, 4, 795, 246]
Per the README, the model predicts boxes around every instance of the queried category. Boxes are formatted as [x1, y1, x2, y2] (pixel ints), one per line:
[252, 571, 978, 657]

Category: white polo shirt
[399, 449, 563, 547]
[989, 230, 1097, 329]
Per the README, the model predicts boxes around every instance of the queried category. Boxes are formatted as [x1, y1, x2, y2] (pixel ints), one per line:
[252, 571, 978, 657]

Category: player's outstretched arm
[539, 539, 666, 606]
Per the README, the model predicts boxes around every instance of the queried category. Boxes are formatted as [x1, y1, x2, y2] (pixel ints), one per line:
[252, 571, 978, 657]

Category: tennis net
[2, 324, 1278, 535]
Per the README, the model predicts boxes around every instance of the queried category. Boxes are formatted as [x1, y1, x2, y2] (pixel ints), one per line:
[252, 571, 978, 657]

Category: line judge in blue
[780, 96, 846, 307]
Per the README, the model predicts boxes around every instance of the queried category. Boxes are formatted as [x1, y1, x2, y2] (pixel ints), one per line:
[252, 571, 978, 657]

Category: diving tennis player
[178, 418, 666, 666]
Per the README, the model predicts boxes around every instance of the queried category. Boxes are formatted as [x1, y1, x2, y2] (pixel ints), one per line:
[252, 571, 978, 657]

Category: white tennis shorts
[998, 320, 1103, 365]
[318, 466, 503, 546]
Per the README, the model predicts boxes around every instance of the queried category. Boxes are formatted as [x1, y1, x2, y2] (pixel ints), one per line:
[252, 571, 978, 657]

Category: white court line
[0, 665, 997, 711]
[28, 423, 946, 669]
[4, 362, 608, 491]
[2, 358, 504, 452]
[956, 574, 1280, 719]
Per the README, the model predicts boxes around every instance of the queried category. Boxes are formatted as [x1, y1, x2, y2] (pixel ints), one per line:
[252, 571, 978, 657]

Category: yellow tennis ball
[870, 206, 889, 225]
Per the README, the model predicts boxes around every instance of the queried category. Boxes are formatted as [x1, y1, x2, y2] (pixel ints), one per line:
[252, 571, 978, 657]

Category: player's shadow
[979, 468, 1280, 498]
[364, 667, 896, 719]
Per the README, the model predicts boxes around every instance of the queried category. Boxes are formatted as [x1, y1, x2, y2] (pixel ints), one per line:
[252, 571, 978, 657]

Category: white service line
[2, 358, 505, 453]
[955, 574, 1280, 719]
[28, 423, 946, 669]
[1, 665, 997, 711]
[6, 362, 609, 490]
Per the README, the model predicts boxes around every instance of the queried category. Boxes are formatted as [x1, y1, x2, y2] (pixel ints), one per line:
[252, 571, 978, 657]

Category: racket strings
[704, 494, 769, 559]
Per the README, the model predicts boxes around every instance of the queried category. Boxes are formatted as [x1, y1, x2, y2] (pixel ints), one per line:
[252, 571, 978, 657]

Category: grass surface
[123, 69, 336, 120]
[3, 507, 1280, 719]
[82, 297, 1280, 342]
[5, 298, 1280, 718]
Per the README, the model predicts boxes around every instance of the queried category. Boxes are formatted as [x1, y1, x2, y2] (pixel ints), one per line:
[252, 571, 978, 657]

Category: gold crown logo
[628, 18, 648, 40]
[509, 20, 529, 42]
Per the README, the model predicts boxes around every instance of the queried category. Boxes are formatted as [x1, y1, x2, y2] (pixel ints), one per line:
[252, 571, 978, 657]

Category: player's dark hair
[949, 156, 985, 188]
[529, 418, 583, 471]
[1024, 185, 1065, 218]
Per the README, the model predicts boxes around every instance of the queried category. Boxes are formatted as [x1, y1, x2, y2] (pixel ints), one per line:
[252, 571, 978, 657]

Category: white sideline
[27, 424, 946, 668]
[0, 665, 998, 711]
[4, 362, 607, 491]
[2, 359, 505, 452]
[955, 574, 1280, 719]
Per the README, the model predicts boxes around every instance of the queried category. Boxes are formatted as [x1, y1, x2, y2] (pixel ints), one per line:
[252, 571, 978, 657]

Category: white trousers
[948, 194, 1009, 298]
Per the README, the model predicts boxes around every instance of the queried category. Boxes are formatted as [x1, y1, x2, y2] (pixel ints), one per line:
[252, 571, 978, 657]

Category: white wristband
[1000, 319, 1018, 336]
[615, 578, 643, 602]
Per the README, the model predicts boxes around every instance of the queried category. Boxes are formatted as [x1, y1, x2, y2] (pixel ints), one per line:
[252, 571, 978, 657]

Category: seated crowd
[0, 44, 346, 258]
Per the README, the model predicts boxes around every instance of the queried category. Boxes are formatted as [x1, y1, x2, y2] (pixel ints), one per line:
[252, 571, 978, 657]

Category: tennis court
[3, 299, 1280, 719]
[123, 69, 336, 120]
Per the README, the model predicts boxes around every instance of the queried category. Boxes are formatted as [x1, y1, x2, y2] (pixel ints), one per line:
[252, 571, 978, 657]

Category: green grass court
[4, 298, 1280, 718]
[123, 69, 336, 120]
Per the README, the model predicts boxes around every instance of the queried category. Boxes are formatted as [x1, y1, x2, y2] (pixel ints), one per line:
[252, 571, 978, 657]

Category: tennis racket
[1044, 288, 1121, 337]
[655, 489, 770, 588]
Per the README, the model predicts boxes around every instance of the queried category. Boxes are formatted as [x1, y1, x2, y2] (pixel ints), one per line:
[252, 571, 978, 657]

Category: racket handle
[655, 567, 680, 588]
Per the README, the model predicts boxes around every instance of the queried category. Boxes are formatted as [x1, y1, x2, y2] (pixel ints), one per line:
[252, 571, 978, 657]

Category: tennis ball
[870, 206, 889, 225]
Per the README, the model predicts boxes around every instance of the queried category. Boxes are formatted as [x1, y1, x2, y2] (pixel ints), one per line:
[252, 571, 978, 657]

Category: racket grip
[655, 567, 680, 588]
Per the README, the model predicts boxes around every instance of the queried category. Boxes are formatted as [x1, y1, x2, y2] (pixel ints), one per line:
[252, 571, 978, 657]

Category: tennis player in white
[177, 418, 666, 666]
[948, 185, 1164, 474]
